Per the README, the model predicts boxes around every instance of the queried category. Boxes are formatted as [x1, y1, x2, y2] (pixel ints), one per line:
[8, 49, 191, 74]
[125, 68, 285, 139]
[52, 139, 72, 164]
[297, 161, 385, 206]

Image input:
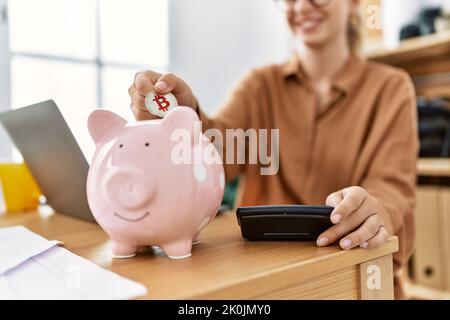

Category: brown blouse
[197, 55, 419, 296]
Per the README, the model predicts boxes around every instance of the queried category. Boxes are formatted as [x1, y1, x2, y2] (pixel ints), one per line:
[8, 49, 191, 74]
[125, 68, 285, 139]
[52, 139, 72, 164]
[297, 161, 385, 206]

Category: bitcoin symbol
[145, 92, 178, 118]
[152, 95, 170, 112]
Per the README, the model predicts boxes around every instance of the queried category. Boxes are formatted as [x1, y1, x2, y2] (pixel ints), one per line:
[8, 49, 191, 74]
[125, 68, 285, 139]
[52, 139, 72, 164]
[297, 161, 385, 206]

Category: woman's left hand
[317, 186, 391, 250]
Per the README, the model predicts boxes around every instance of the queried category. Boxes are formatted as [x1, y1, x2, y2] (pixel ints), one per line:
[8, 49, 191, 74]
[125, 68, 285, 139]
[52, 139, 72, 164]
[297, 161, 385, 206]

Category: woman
[128, 0, 418, 298]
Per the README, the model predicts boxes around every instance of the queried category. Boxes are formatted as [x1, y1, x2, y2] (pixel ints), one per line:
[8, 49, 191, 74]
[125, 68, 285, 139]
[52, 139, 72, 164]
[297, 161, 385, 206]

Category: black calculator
[236, 205, 334, 241]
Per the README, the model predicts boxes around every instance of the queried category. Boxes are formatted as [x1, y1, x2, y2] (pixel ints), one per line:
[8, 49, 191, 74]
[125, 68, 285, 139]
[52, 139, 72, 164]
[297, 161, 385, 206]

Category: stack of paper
[0, 226, 148, 299]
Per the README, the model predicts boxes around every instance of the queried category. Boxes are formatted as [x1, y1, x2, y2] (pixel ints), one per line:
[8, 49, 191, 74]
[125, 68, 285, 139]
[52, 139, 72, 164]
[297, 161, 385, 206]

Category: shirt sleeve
[361, 70, 419, 266]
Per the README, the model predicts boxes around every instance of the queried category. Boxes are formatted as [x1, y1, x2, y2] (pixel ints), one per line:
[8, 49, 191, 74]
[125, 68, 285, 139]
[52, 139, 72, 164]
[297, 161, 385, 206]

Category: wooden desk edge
[190, 237, 398, 299]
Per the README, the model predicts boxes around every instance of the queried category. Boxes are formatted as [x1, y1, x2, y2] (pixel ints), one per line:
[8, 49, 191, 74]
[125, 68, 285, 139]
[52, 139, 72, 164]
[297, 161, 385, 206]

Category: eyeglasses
[275, 0, 333, 11]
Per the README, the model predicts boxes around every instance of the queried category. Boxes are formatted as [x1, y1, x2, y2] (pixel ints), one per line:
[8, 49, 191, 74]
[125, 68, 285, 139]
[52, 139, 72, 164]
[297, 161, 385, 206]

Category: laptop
[0, 100, 95, 222]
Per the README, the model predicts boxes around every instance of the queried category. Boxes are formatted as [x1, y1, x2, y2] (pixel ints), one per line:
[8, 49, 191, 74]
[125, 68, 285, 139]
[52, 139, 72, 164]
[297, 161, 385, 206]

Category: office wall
[0, 0, 11, 159]
[0, 0, 290, 160]
[169, 0, 290, 114]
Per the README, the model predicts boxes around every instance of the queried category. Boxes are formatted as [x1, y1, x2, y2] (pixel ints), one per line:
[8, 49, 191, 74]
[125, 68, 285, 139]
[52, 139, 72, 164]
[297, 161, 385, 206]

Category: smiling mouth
[114, 211, 150, 222]
[294, 18, 323, 31]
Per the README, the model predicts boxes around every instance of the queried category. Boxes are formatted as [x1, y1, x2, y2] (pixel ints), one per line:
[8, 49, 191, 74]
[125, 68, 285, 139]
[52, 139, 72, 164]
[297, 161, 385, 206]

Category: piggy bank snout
[103, 169, 154, 210]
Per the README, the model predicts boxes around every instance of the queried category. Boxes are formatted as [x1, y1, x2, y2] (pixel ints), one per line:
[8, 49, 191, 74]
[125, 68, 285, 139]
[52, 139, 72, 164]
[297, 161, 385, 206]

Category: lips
[114, 211, 150, 222]
[293, 18, 323, 33]
[302, 19, 321, 29]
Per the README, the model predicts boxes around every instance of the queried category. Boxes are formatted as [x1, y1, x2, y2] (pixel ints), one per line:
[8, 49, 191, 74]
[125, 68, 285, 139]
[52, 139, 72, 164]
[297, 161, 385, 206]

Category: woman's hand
[128, 71, 198, 121]
[317, 186, 391, 250]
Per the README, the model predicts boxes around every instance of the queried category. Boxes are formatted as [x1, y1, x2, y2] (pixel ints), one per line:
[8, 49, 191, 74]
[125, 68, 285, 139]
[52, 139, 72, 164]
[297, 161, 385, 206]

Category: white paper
[0, 275, 15, 299]
[0, 226, 148, 300]
[0, 226, 59, 275]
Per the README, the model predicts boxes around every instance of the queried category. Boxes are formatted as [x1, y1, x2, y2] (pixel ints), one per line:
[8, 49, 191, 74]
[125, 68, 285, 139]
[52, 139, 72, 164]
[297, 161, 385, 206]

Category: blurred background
[0, 0, 290, 162]
[1, 0, 450, 299]
[0, 0, 449, 161]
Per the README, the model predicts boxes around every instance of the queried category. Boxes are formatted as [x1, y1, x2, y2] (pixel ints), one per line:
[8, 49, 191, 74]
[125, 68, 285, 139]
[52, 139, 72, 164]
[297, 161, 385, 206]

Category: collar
[281, 54, 366, 94]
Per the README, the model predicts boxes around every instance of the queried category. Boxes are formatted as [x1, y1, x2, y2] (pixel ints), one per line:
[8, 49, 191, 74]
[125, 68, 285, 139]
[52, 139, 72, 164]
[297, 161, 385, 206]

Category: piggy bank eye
[145, 142, 150, 147]
[119, 144, 124, 148]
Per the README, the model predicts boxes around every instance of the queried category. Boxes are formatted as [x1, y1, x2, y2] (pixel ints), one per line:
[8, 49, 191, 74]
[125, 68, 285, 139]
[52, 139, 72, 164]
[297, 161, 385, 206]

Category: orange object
[0, 162, 41, 212]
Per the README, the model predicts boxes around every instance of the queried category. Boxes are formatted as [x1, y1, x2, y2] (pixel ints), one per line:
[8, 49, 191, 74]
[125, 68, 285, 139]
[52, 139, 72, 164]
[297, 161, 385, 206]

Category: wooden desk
[0, 209, 398, 300]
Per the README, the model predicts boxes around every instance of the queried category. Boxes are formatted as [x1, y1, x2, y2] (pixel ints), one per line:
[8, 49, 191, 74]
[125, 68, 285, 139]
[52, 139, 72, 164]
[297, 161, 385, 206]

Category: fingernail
[361, 242, 369, 249]
[155, 81, 167, 91]
[342, 239, 352, 249]
[317, 237, 329, 247]
[331, 214, 341, 224]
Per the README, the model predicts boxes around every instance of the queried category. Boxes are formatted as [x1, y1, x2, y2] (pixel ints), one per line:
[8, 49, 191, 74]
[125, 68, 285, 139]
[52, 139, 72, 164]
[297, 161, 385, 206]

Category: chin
[294, 34, 329, 50]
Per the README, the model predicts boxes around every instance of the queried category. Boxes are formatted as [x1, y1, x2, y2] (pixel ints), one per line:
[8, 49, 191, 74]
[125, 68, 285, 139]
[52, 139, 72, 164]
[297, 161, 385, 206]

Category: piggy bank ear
[161, 107, 200, 135]
[88, 110, 127, 144]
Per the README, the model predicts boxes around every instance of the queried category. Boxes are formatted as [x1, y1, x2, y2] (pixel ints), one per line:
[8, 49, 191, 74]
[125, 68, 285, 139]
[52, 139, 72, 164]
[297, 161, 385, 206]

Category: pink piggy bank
[86, 107, 225, 259]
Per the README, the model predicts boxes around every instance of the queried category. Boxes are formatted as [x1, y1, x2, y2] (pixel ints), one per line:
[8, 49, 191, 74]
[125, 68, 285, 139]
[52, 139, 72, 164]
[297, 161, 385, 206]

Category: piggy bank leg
[192, 216, 212, 245]
[192, 232, 201, 245]
[111, 240, 138, 259]
[161, 240, 193, 260]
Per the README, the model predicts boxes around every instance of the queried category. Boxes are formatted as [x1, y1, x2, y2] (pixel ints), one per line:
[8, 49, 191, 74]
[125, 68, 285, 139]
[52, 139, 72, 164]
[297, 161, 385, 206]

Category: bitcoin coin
[145, 91, 178, 118]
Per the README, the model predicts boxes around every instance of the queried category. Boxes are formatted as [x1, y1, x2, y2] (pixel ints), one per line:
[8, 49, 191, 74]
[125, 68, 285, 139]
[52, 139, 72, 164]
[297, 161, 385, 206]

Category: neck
[296, 35, 351, 82]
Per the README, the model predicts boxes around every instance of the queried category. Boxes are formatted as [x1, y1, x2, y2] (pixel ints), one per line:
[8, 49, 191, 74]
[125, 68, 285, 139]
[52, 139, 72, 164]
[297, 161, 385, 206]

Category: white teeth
[302, 20, 320, 29]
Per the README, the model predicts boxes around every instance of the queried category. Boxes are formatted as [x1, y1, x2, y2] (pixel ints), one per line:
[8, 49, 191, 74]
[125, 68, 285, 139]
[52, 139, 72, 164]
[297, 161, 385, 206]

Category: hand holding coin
[130, 71, 197, 121]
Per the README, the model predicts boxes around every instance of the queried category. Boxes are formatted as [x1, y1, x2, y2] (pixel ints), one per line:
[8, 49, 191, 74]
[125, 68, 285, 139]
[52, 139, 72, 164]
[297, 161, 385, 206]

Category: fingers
[129, 86, 146, 111]
[129, 83, 152, 120]
[326, 190, 343, 207]
[129, 70, 163, 120]
[154, 73, 180, 94]
[318, 187, 390, 251]
[130, 103, 157, 121]
[317, 213, 388, 250]
[363, 226, 389, 249]
[154, 73, 197, 108]
[325, 191, 343, 224]
[317, 194, 379, 247]
[133, 71, 162, 95]
[316, 217, 360, 248]
[329, 186, 366, 224]
[338, 213, 381, 250]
